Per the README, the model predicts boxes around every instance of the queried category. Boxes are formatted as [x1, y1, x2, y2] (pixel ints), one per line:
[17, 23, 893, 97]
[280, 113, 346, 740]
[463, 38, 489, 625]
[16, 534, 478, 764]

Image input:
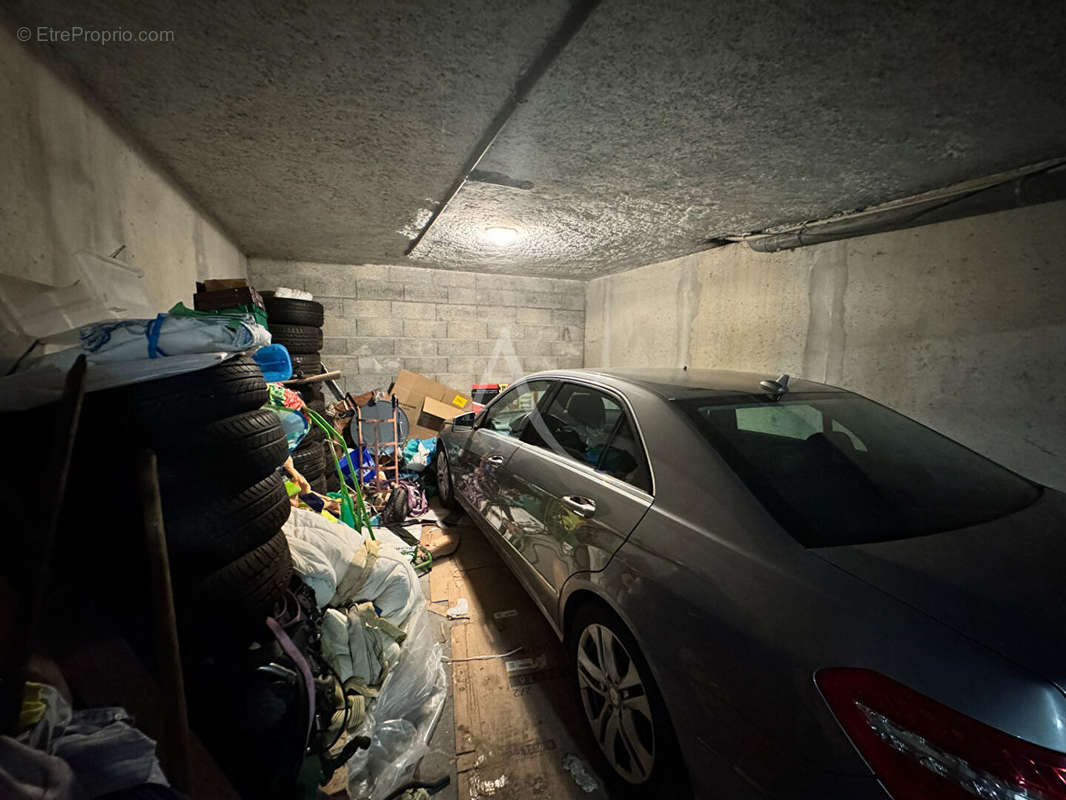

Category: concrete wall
[249, 260, 585, 395]
[0, 22, 246, 362]
[585, 201, 1066, 491]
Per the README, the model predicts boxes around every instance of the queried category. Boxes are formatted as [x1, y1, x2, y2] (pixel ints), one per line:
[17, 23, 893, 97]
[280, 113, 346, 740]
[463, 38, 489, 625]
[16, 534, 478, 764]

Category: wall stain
[193, 216, 208, 279]
[802, 241, 848, 383]
[677, 254, 703, 368]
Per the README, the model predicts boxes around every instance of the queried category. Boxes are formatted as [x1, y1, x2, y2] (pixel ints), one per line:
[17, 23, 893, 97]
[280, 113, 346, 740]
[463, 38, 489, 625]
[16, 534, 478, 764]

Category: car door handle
[485, 455, 506, 465]
[561, 495, 597, 518]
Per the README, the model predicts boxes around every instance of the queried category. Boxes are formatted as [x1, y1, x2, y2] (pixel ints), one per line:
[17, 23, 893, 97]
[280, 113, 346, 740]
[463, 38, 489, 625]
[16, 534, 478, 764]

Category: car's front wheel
[569, 604, 690, 797]
[436, 442, 460, 510]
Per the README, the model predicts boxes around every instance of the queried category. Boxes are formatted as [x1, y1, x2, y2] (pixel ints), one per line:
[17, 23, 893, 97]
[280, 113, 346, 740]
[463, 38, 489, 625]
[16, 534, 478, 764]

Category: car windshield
[675, 393, 1040, 547]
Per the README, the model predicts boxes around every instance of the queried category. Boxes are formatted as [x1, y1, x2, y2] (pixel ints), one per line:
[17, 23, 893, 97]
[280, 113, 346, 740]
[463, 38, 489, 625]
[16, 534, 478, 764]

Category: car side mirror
[452, 411, 477, 428]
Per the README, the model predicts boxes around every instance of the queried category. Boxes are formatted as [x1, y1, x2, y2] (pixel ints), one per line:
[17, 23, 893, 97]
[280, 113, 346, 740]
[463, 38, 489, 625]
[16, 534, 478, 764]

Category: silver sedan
[435, 368, 1066, 799]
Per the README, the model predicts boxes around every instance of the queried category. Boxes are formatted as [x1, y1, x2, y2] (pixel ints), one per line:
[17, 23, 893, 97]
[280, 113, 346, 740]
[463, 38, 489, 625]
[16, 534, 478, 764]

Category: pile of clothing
[2, 682, 177, 800]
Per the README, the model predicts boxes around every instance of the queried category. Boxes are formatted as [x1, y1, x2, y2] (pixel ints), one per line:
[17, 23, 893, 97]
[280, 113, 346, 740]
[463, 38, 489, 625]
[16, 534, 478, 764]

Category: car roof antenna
[759, 374, 790, 400]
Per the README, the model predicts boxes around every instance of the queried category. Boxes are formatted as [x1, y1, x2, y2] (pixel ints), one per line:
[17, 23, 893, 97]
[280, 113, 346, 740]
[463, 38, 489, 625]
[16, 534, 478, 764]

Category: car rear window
[676, 393, 1040, 547]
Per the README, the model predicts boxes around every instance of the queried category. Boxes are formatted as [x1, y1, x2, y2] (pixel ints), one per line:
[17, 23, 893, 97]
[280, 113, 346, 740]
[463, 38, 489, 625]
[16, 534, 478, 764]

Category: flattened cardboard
[444, 522, 609, 799]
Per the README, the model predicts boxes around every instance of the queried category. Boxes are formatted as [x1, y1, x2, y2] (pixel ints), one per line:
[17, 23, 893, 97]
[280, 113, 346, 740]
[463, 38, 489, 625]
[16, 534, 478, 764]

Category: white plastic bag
[345, 587, 447, 800]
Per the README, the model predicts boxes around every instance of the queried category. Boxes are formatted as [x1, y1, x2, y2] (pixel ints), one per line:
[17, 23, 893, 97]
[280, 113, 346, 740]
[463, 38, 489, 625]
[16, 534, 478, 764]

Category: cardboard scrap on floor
[420, 525, 460, 559]
[437, 528, 609, 800]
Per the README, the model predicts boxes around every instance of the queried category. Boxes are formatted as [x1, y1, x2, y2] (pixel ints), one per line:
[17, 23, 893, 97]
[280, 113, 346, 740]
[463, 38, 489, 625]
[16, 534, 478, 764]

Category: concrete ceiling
[5, 0, 1066, 278]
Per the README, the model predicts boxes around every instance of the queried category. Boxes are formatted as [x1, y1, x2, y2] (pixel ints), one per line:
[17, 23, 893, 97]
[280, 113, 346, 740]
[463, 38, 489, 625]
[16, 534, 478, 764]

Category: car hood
[814, 487, 1066, 694]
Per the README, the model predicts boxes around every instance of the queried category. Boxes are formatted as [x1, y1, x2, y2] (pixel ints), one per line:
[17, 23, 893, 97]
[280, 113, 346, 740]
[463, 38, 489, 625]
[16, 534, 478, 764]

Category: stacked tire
[260, 291, 337, 492]
[87, 355, 295, 651]
[11, 355, 303, 796]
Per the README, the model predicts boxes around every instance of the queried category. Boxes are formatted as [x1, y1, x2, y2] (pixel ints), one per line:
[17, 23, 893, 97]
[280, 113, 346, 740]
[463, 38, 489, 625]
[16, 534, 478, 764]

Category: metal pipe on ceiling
[744, 161, 1066, 253]
[405, 0, 602, 256]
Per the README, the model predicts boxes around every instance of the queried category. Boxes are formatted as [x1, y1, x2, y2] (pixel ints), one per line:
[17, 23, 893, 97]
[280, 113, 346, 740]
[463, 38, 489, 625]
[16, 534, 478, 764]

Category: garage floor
[415, 506, 610, 800]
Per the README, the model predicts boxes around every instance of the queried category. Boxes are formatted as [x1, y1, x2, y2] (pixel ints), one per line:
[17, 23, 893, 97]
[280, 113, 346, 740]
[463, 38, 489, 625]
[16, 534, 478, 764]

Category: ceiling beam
[405, 0, 602, 256]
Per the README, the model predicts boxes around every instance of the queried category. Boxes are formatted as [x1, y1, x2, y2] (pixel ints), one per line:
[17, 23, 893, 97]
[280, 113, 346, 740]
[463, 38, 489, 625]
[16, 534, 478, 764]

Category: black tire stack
[10, 354, 325, 797]
[84, 355, 295, 650]
[260, 292, 335, 492]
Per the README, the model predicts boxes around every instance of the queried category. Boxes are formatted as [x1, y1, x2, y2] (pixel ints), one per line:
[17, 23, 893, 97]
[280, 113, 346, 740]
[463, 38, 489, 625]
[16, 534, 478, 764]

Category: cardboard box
[390, 369, 472, 440]
[198, 278, 250, 292]
[193, 285, 264, 312]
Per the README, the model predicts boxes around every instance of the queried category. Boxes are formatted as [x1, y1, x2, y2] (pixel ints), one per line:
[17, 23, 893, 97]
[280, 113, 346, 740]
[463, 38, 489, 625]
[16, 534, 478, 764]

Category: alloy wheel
[437, 448, 451, 501]
[576, 623, 656, 784]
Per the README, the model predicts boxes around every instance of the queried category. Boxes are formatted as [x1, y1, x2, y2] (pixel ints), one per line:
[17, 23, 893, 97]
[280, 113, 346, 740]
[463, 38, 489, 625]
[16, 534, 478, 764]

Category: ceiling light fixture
[482, 226, 519, 246]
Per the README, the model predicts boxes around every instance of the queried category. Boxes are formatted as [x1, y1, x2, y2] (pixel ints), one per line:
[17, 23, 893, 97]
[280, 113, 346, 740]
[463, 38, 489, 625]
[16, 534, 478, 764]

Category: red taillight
[816, 668, 1066, 800]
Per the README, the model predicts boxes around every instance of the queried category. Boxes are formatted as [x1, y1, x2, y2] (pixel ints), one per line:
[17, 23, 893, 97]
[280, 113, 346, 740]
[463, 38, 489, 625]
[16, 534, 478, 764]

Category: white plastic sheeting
[283, 509, 361, 607]
[281, 508, 446, 800]
[345, 605, 447, 800]
[283, 511, 421, 626]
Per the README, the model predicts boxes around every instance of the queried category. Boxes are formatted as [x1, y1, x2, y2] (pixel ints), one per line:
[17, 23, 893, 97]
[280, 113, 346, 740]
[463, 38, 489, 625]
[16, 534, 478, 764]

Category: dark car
[435, 368, 1066, 799]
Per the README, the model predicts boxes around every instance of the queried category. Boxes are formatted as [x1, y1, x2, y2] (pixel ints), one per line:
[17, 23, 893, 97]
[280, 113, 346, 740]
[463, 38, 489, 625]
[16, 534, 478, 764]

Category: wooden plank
[280, 370, 342, 386]
[456, 751, 480, 774]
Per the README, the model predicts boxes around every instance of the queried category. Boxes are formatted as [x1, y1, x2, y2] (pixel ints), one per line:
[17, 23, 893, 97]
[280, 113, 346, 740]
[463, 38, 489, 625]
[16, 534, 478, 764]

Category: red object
[817, 668, 1066, 800]
[471, 383, 501, 405]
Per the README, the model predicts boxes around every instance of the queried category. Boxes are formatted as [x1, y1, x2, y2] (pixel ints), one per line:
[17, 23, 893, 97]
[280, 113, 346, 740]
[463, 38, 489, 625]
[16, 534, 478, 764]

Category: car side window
[532, 383, 651, 492]
[597, 414, 652, 493]
[535, 383, 619, 462]
[480, 380, 553, 438]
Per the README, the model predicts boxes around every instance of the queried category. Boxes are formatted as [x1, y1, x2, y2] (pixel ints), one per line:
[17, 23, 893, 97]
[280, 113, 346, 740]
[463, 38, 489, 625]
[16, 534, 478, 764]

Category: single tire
[320, 440, 338, 471]
[260, 292, 324, 327]
[291, 443, 325, 479]
[296, 383, 324, 405]
[289, 353, 325, 376]
[568, 604, 689, 797]
[435, 443, 460, 510]
[325, 468, 341, 493]
[382, 486, 408, 523]
[155, 409, 288, 489]
[303, 421, 326, 443]
[322, 437, 342, 463]
[309, 474, 327, 494]
[190, 530, 293, 632]
[92, 356, 267, 428]
[163, 471, 291, 580]
[294, 433, 319, 454]
[269, 324, 322, 354]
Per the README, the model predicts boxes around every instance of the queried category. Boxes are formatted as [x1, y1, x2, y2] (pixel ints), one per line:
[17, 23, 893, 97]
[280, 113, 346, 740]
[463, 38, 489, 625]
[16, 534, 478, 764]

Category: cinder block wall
[249, 259, 585, 394]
